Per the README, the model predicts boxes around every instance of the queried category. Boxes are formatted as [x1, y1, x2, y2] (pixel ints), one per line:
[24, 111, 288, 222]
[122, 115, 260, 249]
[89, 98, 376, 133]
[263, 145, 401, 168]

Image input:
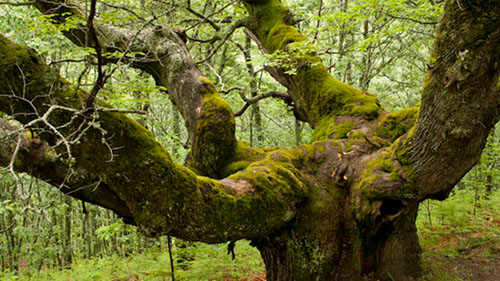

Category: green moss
[394, 127, 415, 166]
[267, 24, 307, 51]
[375, 107, 418, 142]
[353, 129, 419, 217]
[221, 141, 266, 177]
[222, 160, 251, 176]
[311, 116, 356, 142]
[389, 171, 402, 182]
[189, 92, 236, 178]
[354, 149, 405, 201]
[344, 141, 352, 152]
[244, 0, 380, 128]
[198, 75, 218, 96]
[228, 149, 302, 189]
[287, 235, 323, 278]
[0, 35, 90, 129]
[0, 35, 44, 103]
[347, 93, 380, 117]
[347, 130, 364, 140]
[295, 64, 380, 126]
[243, 0, 292, 52]
[393, 128, 417, 184]
[1, 34, 307, 242]
[0, 34, 31, 70]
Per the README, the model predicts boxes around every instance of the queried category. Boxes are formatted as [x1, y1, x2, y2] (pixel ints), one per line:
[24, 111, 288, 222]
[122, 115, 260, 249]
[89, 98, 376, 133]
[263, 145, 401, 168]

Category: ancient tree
[1, 0, 500, 280]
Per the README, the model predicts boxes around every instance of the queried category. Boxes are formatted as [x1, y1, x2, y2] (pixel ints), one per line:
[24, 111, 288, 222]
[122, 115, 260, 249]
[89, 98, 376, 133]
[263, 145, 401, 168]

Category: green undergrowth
[0, 241, 264, 281]
[3, 190, 499, 281]
[416, 188, 500, 281]
[417, 188, 500, 257]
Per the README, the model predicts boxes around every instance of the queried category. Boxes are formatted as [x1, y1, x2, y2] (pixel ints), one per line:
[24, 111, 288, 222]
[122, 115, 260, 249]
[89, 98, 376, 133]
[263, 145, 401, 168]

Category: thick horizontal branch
[0, 119, 135, 222]
[0, 34, 307, 242]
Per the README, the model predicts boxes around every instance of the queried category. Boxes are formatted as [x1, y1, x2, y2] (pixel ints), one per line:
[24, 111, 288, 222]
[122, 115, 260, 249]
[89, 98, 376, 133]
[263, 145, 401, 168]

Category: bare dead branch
[185, 6, 220, 31]
[386, 14, 438, 25]
[0, 1, 34, 6]
[85, 0, 108, 108]
[0, 222, 16, 234]
[313, 0, 323, 43]
[234, 91, 290, 117]
[101, 2, 147, 22]
[197, 17, 249, 64]
[220, 86, 245, 95]
[49, 58, 85, 65]
[184, 0, 238, 32]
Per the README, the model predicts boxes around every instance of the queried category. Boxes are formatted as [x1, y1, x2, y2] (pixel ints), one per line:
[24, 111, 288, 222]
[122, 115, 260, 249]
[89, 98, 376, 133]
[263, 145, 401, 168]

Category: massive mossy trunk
[238, 0, 500, 279]
[253, 200, 421, 281]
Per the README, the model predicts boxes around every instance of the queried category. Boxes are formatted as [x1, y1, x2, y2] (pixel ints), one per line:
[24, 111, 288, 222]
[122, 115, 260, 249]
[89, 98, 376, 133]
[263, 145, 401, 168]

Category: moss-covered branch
[0, 34, 307, 242]
[32, 0, 238, 177]
[396, 0, 500, 200]
[349, 0, 500, 230]
[242, 0, 381, 137]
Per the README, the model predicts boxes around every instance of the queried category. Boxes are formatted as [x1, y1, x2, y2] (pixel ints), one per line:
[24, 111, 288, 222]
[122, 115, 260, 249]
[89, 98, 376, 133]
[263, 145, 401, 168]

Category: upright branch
[398, 1, 500, 200]
[242, 0, 381, 138]
[33, 0, 238, 177]
[241, 0, 500, 246]
[84, 0, 107, 108]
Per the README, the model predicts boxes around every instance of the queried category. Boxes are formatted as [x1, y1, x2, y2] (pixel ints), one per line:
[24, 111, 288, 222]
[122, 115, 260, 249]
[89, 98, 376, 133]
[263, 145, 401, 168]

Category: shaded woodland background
[1, 0, 500, 280]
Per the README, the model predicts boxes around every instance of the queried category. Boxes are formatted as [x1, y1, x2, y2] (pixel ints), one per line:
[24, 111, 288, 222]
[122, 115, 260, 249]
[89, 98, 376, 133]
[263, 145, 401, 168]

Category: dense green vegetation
[2, 186, 499, 281]
[1, 0, 499, 280]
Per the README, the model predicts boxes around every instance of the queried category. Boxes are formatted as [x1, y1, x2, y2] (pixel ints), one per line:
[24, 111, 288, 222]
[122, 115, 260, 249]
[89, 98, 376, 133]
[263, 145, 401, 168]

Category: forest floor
[421, 243, 500, 281]
[237, 244, 500, 281]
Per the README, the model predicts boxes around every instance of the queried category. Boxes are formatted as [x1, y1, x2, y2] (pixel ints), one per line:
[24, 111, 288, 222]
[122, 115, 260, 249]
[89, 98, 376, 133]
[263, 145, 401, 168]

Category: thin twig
[313, 0, 323, 43]
[167, 236, 175, 281]
[184, 0, 238, 32]
[85, 0, 109, 108]
[386, 14, 438, 25]
[0, 1, 34, 6]
[49, 58, 85, 65]
[197, 17, 248, 64]
[101, 2, 147, 22]
[234, 91, 290, 116]
[185, 6, 220, 31]
[0, 222, 16, 234]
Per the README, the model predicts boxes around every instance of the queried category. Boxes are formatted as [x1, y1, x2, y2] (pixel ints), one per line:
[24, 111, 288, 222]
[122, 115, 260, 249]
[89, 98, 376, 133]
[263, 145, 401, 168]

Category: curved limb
[0, 34, 307, 243]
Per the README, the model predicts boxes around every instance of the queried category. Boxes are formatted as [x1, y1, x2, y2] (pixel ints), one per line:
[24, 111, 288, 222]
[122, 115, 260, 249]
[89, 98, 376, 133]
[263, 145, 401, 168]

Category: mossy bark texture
[1, 0, 500, 280]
